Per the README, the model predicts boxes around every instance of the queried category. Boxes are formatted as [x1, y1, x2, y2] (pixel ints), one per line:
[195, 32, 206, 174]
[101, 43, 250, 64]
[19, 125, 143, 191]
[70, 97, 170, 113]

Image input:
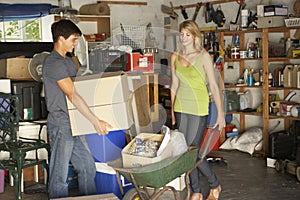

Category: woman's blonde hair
[178, 20, 204, 53]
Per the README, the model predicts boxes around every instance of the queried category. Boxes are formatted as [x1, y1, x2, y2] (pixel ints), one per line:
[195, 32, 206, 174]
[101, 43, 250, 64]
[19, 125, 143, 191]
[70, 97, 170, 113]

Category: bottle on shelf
[297, 68, 300, 88]
[247, 68, 254, 86]
[292, 65, 299, 88]
[268, 73, 273, 87]
[273, 65, 283, 87]
[283, 65, 293, 88]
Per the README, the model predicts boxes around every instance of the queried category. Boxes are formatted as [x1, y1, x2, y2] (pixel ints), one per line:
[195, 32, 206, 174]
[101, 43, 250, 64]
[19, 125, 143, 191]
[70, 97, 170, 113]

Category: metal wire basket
[285, 18, 300, 27]
[112, 24, 146, 49]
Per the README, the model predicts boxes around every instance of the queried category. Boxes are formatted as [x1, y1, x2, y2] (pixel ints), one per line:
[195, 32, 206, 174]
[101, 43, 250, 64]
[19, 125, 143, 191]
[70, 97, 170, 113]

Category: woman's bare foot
[190, 193, 203, 200]
[206, 185, 221, 200]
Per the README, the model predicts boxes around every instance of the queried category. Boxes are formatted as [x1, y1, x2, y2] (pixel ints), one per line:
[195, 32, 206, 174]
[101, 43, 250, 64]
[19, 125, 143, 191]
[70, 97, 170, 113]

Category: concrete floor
[1, 150, 300, 200]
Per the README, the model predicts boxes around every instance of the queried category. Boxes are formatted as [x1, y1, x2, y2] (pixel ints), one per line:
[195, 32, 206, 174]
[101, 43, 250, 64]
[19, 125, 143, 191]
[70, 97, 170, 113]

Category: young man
[42, 19, 112, 199]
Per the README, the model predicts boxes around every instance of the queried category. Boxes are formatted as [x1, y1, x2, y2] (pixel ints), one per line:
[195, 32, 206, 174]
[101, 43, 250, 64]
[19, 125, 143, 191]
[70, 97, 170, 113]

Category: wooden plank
[173, 0, 237, 9]
[98, 1, 147, 6]
[262, 28, 269, 155]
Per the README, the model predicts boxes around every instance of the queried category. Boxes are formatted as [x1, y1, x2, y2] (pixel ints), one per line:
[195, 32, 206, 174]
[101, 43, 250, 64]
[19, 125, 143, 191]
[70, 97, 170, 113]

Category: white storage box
[264, 5, 288, 16]
[165, 173, 186, 191]
[122, 133, 172, 168]
[67, 71, 131, 109]
[0, 79, 11, 93]
[69, 101, 133, 136]
[18, 122, 48, 160]
[257, 16, 286, 28]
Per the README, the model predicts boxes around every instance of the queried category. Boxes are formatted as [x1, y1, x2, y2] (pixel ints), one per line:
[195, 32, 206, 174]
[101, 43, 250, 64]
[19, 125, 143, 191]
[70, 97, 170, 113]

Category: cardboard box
[94, 162, 132, 199]
[126, 52, 154, 73]
[0, 79, 11, 93]
[267, 157, 276, 168]
[67, 71, 131, 109]
[51, 193, 118, 200]
[165, 173, 186, 191]
[68, 101, 133, 136]
[257, 16, 286, 28]
[264, 5, 288, 16]
[122, 133, 172, 168]
[0, 58, 33, 80]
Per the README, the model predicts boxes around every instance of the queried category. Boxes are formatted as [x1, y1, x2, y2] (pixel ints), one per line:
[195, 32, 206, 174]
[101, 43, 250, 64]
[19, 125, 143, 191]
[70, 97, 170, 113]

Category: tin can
[231, 46, 240, 59]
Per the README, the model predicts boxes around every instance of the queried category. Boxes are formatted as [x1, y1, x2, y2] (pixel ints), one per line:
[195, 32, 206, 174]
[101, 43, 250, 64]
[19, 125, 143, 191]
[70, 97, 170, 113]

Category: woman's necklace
[182, 51, 199, 56]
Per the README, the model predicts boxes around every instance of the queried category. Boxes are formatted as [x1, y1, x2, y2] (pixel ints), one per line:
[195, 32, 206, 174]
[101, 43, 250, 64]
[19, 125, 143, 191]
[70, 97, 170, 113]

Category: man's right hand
[94, 119, 113, 135]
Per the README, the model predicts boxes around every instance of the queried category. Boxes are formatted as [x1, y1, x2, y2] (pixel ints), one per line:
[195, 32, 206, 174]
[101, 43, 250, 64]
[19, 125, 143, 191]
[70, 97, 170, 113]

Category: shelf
[269, 87, 299, 91]
[226, 111, 262, 117]
[225, 85, 262, 89]
[269, 115, 300, 121]
[224, 58, 262, 62]
[268, 57, 289, 62]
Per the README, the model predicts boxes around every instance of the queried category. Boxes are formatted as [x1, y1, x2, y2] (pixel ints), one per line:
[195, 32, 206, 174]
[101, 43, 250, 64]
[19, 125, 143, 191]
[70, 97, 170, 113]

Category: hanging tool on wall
[192, 2, 202, 21]
[230, 0, 246, 24]
[161, 1, 178, 19]
[205, 3, 214, 23]
[213, 5, 226, 27]
[180, 5, 188, 19]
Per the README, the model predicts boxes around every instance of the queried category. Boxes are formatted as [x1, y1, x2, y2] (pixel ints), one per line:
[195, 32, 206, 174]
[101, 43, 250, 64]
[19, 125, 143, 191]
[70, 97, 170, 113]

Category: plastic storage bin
[86, 130, 126, 162]
[94, 162, 132, 199]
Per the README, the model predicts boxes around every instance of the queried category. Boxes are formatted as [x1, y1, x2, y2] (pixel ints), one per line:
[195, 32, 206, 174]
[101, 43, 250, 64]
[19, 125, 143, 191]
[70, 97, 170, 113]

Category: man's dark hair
[51, 19, 82, 42]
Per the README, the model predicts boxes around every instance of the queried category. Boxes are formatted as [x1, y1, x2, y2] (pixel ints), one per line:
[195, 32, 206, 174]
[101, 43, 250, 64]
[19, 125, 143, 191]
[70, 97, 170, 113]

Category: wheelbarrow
[108, 126, 220, 200]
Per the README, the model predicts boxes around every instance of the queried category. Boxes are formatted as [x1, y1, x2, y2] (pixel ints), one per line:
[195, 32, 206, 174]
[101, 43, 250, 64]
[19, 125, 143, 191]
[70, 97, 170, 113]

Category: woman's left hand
[214, 114, 225, 131]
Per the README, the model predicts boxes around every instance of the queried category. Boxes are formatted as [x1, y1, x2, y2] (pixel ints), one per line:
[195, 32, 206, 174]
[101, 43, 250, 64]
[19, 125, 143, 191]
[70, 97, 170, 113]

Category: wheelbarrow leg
[150, 186, 179, 200]
[129, 173, 150, 200]
[115, 171, 124, 196]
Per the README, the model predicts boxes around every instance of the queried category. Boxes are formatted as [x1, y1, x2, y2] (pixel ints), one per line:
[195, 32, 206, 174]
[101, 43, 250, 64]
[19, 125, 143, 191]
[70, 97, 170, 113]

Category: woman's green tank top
[174, 53, 209, 116]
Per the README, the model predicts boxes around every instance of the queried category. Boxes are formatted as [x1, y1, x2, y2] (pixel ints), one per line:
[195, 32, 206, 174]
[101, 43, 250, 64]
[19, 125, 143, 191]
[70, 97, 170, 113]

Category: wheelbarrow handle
[199, 125, 220, 159]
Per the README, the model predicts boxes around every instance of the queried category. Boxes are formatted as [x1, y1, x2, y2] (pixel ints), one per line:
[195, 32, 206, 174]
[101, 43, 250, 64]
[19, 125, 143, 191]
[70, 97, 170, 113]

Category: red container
[200, 128, 220, 151]
[126, 52, 154, 73]
[0, 170, 4, 193]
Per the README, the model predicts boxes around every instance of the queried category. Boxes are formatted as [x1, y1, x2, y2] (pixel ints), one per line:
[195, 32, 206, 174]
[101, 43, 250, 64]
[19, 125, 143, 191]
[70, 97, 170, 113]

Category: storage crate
[86, 130, 126, 162]
[285, 18, 300, 27]
[94, 162, 132, 199]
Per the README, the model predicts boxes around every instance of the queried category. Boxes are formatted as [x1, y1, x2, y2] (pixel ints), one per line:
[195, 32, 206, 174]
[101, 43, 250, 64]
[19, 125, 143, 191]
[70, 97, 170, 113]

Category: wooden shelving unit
[218, 26, 300, 155]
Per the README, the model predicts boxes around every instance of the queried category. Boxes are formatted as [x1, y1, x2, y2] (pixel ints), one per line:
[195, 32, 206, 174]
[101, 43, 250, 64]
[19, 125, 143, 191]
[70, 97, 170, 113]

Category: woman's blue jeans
[47, 123, 97, 199]
[175, 112, 220, 193]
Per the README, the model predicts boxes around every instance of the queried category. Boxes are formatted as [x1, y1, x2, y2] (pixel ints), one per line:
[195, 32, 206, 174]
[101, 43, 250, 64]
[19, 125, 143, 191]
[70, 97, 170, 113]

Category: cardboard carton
[67, 71, 131, 109]
[69, 101, 133, 136]
[0, 58, 33, 80]
[122, 133, 172, 168]
[51, 193, 118, 200]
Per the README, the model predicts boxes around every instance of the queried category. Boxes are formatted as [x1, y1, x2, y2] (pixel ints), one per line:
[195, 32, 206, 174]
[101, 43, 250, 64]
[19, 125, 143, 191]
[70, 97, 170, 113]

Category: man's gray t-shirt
[43, 50, 77, 127]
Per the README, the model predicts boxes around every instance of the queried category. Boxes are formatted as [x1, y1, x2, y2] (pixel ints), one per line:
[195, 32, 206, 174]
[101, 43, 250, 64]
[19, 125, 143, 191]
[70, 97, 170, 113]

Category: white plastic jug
[283, 65, 293, 88]
[292, 65, 299, 88]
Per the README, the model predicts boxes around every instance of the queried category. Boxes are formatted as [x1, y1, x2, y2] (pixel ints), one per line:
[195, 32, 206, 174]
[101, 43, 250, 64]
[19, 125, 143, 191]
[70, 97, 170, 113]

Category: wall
[3, 0, 300, 131]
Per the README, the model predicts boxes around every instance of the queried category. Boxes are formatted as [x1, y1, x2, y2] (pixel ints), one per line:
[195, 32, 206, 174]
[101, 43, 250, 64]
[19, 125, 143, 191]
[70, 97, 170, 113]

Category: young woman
[170, 20, 225, 200]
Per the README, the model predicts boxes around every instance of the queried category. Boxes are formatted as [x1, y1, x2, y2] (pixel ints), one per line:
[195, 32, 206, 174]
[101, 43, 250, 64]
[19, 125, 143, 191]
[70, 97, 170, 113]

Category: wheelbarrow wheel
[123, 188, 148, 200]
[296, 166, 300, 182]
[275, 160, 284, 173]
